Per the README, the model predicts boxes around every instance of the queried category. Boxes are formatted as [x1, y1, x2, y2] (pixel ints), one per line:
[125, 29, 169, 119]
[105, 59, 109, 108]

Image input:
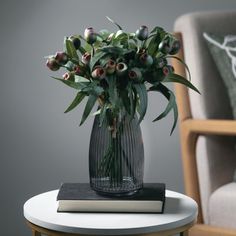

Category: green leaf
[147, 34, 161, 56]
[133, 83, 148, 124]
[64, 92, 86, 113]
[74, 75, 90, 83]
[150, 26, 165, 34]
[107, 76, 118, 107]
[51, 77, 88, 90]
[152, 89, 175, 122]
[171, 101, 178, 135]
[80, 94, 97, 126]
[106, 16, 123, 30]
[89, 51, 107, 70]
[99, 29, 110, 39]
[120, 89, 131, 114]
[65, 39, 79, 59]
[166, 55, 192, 81]
[78, 46, 86, 55]
[131, 85, 137, 119]
[100, 46, 124, 54]
[99, 104, 108, 127]
[63, 36, 68, 52]
[92, 109, 101, 116]
[84, 43, 92, 53]
[163, 73, 200, 94]
[150, 83, 178, 135]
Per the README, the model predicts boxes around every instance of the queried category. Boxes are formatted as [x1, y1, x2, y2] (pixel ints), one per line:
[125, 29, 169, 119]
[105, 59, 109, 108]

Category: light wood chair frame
[173, 32, 236, 236]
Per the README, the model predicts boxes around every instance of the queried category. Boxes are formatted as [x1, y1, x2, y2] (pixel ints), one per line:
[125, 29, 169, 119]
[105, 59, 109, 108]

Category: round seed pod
[63, 72, 74, 81]
[135, 25, 149, 41]
[158, 39, 171, 54]
[82, 52, 91, 65]
[46, 58, 60, 71]
[169, 40, 181, 55]
[84, 27, 97, 44]
[116, 62, 128, 76]
[69, 36, 81, 50]
[162, 65, 174, 76]
[128, 67, 142, 81]
[139, 53, 153, 67]
[74, 65, 84, 76]
[105, 60, 116, 74]
[92, 67, 106, 79]
[55, 51, 68, 65]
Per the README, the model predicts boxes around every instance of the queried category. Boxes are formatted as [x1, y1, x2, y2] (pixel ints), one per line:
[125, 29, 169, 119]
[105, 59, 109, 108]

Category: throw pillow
[203, 32, 236, 181]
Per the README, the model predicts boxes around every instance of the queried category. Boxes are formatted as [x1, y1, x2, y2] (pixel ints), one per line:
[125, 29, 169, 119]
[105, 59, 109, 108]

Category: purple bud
[169, 40, 181, 55]
[46, 58, 60, 71]
[55, 52, 68, 65]
[84, 27, 97, 44]
[136, 25, 148, 41]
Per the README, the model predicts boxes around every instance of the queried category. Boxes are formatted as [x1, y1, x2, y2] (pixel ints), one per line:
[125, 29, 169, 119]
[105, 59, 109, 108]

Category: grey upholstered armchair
[173, 11, 236, 236]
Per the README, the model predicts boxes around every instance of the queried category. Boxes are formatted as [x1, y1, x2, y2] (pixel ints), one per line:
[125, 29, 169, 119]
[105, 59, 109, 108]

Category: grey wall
[1, 0, 236, 235]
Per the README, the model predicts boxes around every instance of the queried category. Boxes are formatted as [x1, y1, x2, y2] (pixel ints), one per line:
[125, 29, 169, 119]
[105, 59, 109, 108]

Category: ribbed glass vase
[89, 113, 144, 196]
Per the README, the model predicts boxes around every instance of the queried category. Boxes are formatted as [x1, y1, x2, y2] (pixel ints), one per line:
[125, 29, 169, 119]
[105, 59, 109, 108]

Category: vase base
[94, 189, 139, 197]
[90, 177, 143, 197]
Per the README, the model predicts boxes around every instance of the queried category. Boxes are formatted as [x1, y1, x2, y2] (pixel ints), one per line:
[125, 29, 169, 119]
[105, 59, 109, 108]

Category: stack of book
[57, 183, 166, 213]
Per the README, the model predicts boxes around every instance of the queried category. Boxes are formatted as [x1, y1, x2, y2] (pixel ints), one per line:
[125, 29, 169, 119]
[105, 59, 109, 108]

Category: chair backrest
[174, 11, 236, 223]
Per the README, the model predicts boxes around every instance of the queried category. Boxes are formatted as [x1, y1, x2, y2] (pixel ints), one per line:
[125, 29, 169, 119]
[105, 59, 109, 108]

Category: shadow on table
[164, 197, 181, 214]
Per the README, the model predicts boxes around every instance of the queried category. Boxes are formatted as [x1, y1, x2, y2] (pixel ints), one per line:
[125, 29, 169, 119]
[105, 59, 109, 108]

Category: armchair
[173, 11, 236, 236]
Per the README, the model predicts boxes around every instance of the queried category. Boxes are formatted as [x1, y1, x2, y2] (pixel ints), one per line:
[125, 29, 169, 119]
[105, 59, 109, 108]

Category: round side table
[23, 189, 198, 236]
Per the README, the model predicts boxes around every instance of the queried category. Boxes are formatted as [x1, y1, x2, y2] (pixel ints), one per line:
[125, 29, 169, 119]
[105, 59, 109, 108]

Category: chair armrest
[182, 119, 236, 136]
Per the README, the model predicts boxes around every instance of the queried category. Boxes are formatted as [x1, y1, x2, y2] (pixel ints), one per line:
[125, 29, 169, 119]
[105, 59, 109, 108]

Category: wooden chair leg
[32, 229, 41, 236]
[180, 231, 188, 236]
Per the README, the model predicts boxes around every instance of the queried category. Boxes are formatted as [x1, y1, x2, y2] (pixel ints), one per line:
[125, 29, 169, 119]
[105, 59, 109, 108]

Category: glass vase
[89, 113, 144, 196]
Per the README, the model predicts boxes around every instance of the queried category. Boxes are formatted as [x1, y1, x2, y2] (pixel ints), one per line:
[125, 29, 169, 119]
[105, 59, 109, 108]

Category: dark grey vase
[89, 114, 144, 196]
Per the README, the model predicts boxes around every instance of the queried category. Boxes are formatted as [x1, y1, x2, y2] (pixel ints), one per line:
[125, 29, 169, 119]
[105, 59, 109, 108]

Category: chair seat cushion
[209, 182, 236, 229]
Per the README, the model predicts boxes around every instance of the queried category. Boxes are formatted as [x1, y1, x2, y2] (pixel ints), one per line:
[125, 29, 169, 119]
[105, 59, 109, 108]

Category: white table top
[24, 189, 198, 235]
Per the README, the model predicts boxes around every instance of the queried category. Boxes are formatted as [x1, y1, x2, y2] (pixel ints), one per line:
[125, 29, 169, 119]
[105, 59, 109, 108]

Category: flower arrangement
[46, 17, 199, 193]
[46, 17, 199, 136]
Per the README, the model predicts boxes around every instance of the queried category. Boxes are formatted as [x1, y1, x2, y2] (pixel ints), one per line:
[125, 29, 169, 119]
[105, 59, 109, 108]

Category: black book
[57, 183, 166, 213]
